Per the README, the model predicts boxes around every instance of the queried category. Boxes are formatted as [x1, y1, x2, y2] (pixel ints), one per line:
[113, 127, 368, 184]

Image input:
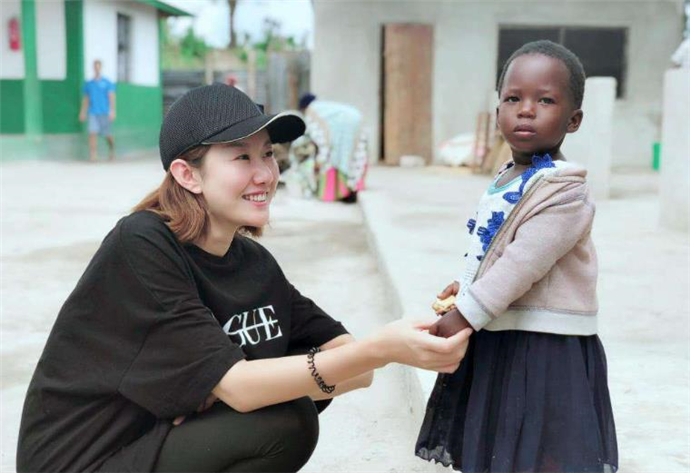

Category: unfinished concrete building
[311, 0, 684, 168]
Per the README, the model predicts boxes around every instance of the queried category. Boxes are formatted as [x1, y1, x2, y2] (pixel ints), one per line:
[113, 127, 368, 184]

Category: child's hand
[429, 308, 473, 338]
[432, 281, 460, 315]
[438, 281, 460, 300]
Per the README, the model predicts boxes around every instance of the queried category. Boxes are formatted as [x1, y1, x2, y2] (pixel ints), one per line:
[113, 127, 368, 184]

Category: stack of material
[438, 133, 475, 167]
[470, 110, 511, 176]
[471, 112, 492, 170]
[273, 142, 292, 174]
[480, 134, 512, 176]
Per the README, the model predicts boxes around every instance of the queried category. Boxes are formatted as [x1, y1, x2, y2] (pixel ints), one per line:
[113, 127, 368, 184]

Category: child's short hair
[497, 40, 586, 109]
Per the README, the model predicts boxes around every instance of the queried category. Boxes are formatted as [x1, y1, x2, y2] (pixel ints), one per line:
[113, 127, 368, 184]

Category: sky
[165, 0, 314, 48]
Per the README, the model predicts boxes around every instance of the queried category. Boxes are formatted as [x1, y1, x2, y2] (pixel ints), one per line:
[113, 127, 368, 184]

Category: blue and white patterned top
[457, 154, 572, 296]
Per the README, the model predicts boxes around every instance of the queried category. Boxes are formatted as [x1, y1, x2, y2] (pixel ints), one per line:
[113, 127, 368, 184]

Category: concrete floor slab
[359, 165, 690, 473]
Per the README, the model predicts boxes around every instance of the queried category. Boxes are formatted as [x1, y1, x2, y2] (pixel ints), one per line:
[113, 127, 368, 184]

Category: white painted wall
[0, 0, 25, 79]
[313, 0, 684, 168]
[562, 77, 617, 201]
[36, 0, 66, 80]
[83, 0, 159, 86]
[83, 0, 116, 82]
[659, 68, 690, 232]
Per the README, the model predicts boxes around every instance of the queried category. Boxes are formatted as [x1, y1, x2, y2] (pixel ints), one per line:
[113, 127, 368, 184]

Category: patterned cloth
[303, 101, 369, 200]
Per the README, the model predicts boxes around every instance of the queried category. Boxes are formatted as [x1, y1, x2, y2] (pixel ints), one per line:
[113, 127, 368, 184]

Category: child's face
[497, 54, 582, 159]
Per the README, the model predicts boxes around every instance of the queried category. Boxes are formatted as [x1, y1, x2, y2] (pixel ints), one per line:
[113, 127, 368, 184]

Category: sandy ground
[1, 158, 435, 472]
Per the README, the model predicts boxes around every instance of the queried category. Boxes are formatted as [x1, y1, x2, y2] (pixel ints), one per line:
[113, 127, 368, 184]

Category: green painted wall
[42, 0, 83, 133]
[41, 81, 81, 133]
[0, 81, 25, 133]
[1, 0, 164, 161]
[21, 0, 42, 135]
[1, 0, 82, 135]
[112, 83, 163, 149]
[2, 83, 163, 162]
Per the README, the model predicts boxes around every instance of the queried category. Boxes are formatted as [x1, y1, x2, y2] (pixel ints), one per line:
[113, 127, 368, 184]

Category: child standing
[416, 40, 618, 472]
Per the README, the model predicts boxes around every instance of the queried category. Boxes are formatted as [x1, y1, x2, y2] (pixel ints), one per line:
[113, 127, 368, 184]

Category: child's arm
[429, 308, 472, 338]
[429, 281, 474, 338]
[457, 191, 595, 331]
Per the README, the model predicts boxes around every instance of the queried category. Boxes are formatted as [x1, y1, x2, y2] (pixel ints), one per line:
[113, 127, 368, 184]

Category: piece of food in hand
[429, 308, 472, 338]
[432, 294, 456, 314]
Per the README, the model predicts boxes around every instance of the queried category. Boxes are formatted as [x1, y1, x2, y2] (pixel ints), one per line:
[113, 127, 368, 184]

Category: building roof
[135, 0, 192, 17]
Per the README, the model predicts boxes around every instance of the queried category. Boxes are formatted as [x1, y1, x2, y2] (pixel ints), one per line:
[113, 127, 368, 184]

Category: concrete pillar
[561, 77, 616, 201]
[21, 0, 43, 136]
[659, 68, 690, 232]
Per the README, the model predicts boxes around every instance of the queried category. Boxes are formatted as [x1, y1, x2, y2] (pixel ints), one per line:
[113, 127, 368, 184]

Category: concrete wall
[312, 0, 684, 168]
[659, 68, 690, 232]
[562, 77, 616, 201]
[83, 0, 160, 86]
[36, 0, 66, 80]
[0, 0, 25, 79]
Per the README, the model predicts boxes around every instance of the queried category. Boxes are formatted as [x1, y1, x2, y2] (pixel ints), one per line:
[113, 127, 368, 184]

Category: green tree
[162, 22, 207, 69]
[254, 18, 296, 52]
[235, 17, 301, 69]
[180, 27, 208, 59]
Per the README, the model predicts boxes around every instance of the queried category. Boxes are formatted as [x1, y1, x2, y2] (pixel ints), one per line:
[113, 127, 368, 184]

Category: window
[117, 14, 131, 82]
[497, 26, 628, 98]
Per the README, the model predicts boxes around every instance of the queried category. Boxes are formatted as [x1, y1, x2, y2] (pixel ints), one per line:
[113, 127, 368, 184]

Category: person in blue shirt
[79, 60, 116, 161]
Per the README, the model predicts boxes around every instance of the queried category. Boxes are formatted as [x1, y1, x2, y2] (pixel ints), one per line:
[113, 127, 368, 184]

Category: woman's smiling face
[197, 129, 278, 233]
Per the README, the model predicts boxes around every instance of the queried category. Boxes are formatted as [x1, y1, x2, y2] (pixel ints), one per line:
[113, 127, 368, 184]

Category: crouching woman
[17, 84, 471, 473]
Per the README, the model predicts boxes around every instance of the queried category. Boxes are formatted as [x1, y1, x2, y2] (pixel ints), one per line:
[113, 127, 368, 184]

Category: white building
[0, 0, 190, 160]
[311, 0, 685, 168]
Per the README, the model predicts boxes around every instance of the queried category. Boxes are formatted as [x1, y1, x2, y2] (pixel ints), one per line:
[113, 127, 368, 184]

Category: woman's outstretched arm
[213, 318, 472, 413]
[306, 334, 374, 401]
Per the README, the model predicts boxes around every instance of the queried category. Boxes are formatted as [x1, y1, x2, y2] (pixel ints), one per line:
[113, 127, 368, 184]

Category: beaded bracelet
[307, 347, 336, 394]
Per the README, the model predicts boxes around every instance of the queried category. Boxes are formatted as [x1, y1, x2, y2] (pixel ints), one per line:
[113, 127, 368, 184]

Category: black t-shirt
[16, 211, 348, 472]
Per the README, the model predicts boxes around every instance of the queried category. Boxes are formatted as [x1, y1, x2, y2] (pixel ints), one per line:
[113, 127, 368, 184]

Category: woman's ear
[170, 159, 203, 194]
[567, 109, 584, 133]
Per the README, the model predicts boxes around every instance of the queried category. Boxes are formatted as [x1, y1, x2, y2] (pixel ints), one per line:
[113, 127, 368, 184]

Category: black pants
[153, 397, 319, 473]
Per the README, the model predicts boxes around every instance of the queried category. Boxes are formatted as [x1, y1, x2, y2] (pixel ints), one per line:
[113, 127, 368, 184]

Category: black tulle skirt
[416, 330, 618, 473]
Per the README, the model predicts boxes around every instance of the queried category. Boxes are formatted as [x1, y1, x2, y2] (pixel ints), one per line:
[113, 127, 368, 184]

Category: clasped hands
[429, 281, 473, 338]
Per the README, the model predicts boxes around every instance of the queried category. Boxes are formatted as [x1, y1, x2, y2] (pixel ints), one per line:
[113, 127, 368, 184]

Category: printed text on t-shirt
[221, 305, 283, 347]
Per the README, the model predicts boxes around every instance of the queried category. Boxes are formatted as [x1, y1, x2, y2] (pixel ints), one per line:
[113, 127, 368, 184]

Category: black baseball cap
[159, 83, 306, 170]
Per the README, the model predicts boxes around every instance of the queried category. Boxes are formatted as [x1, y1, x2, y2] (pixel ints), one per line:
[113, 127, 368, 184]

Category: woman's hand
[372, 318, 472, 373]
